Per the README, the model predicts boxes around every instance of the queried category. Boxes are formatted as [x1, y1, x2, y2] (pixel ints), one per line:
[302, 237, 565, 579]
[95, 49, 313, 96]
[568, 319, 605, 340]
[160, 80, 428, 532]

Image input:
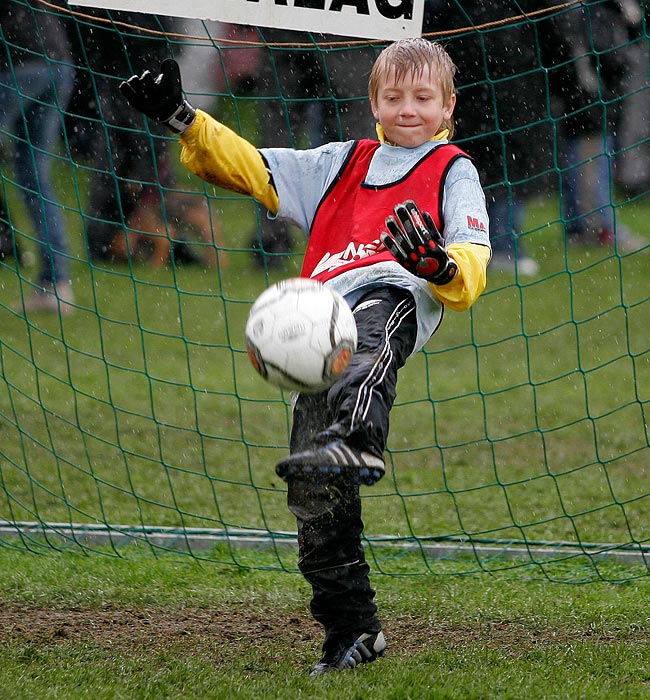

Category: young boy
[120, 37, 491, 675]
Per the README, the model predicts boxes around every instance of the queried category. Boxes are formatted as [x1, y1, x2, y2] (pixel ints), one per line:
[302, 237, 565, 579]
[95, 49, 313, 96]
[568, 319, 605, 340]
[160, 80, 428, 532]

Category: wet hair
[368, 37, 457, 138]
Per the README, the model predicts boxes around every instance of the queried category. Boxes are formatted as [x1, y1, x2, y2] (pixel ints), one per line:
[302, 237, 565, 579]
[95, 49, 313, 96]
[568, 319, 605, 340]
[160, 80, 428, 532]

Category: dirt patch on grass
[0, 602, 320, 649]
[2, 602, 648, 657]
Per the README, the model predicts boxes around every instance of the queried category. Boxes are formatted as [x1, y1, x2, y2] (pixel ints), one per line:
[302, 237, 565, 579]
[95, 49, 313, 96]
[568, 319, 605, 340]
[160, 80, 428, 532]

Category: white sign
[69, 0, 424, 41]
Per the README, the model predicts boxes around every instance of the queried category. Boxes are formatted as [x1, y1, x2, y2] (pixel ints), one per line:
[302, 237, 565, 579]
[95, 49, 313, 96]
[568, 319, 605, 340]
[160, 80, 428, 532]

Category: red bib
[302, 139, 467, 282]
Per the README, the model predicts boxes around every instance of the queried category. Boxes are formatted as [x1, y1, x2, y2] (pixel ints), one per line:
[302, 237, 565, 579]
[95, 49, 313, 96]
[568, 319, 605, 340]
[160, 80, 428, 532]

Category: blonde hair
[368, 38, 457, 138]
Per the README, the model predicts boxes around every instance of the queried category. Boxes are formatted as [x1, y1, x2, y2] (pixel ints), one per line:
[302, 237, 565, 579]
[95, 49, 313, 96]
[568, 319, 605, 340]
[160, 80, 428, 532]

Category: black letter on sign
[376, 0, 413, 20]
[295, 0, 327, 7]
[328, 0, 371, 14]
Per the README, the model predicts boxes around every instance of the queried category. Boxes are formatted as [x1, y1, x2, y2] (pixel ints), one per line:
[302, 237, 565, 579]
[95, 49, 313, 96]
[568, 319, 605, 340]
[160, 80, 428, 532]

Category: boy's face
[370, 64, 456, 148]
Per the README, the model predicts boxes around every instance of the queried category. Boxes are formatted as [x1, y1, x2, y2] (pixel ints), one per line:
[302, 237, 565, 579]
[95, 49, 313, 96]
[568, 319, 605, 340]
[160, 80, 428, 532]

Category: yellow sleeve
[179, 109, 279, 213]
[430, 242, 490, 312]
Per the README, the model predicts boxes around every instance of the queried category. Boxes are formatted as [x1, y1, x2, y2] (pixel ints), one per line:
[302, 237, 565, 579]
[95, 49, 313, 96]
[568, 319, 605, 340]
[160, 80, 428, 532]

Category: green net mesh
[0, 0, 648, 582]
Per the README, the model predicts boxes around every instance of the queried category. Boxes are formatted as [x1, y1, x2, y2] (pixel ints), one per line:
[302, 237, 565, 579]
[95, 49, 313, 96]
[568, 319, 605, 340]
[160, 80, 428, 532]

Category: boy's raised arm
[119, 59, 279, 213]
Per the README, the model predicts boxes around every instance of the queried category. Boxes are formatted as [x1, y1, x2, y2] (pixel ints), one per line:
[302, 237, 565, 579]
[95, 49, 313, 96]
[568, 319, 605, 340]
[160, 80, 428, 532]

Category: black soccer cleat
[276, 440, 385, 486]
[310, 631, 387, 676]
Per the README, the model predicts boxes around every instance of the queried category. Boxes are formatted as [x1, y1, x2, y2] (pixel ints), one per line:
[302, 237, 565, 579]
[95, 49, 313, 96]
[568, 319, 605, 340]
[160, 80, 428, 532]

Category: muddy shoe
[276, 440, 385, 486]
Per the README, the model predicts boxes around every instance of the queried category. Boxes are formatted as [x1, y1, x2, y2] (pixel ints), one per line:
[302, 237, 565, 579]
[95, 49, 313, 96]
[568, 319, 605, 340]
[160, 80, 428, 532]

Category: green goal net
[0, 0, 648, 583]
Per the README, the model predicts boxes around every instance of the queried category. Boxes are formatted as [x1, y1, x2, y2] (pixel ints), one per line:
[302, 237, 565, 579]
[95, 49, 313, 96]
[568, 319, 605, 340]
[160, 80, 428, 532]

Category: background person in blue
[0, 0, 75, 313]
[120, 37, 490, 675]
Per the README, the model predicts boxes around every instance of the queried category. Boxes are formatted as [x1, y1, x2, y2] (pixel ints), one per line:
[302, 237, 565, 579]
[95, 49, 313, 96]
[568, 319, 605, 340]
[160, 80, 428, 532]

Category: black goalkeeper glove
[381, 200, 458, 285]
[119, 58, 195, 134]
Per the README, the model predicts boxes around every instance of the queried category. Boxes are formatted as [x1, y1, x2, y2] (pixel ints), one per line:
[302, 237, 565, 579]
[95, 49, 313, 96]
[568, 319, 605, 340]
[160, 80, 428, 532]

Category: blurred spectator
[68, 10, 173, 262]
[424, 0, 553, 276]
[68, 10, 221, 267]
[543, 0, 645, 251]
[0, 0, 76, 312]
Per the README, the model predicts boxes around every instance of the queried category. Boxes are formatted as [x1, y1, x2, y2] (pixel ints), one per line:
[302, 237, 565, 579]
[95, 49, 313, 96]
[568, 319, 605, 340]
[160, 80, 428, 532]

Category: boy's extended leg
[280, 287, 417, 674]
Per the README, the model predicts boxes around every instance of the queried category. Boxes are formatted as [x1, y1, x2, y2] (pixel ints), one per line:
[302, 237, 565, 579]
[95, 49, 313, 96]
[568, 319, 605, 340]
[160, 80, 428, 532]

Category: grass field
[2, 546, 650, 699]
[0, 138, 649, 696]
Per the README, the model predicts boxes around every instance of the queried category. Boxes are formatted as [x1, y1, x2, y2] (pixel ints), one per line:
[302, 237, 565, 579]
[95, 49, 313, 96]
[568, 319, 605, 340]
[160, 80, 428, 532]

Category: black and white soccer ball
[245, 278, 357, 393]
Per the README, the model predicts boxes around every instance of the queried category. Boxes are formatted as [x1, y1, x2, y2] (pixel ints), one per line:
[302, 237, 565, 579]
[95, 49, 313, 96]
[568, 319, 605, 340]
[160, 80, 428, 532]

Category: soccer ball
[245, 278, 357, 392]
